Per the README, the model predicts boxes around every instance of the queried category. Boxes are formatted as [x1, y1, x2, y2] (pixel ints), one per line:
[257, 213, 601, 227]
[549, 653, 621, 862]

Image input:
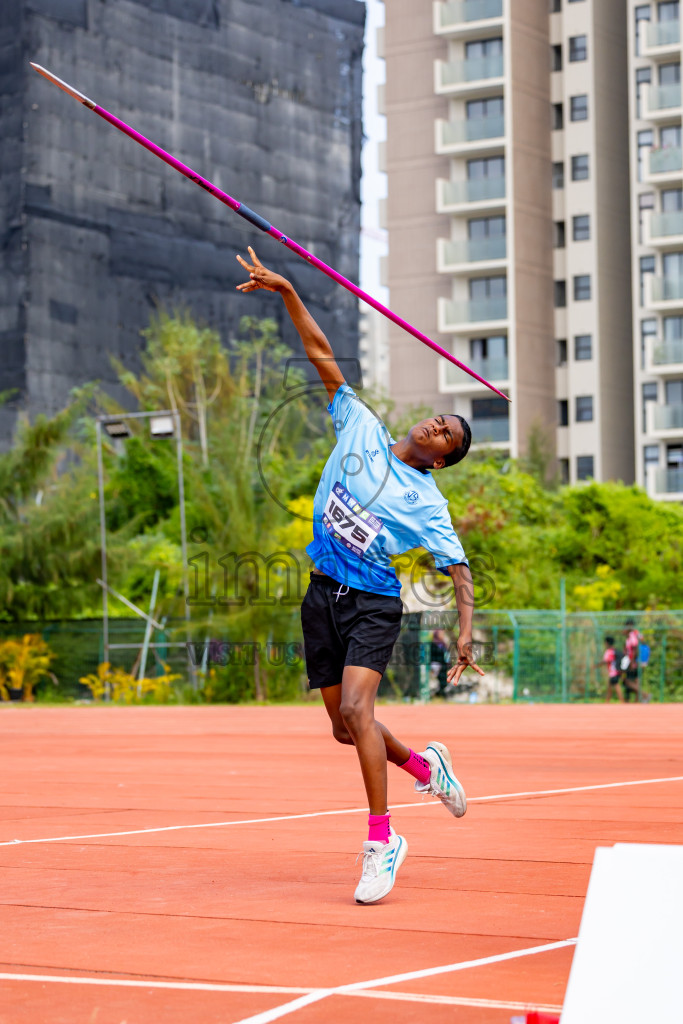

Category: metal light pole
[96, 410, 192, 688]
[95, 420, 109, 673]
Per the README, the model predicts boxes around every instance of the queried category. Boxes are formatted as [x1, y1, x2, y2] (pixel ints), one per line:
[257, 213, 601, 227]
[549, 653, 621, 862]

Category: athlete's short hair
[605, 635, 615, 645]
[443, 414, 471, 468]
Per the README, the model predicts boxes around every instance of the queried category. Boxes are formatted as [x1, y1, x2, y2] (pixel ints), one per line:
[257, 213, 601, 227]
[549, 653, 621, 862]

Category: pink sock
[400, 749, 431, 786]
[368, 813, 391, 843]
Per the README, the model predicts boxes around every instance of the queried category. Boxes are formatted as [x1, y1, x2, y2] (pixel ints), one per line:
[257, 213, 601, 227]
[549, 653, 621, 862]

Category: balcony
[651, 402, 683, 433]
[435, 54, 504, 95]
[654, 466, 683, 496]
[470, 416, 510, 444]
[436, 176, 506, 213]
[438, 235, 507, 271]
[650, 276, 683, 306]
[649, 146, 683, 178]
[644, 19, 681, 57]
[647, 82, 682, 118]
[435, 116, 505, 155]
[439, 296, 508, 331]
[434, 0, 503, 36]
[443, 355, 509, 391]
[652, 339, 683, 370]
[648, 210, 683, 249]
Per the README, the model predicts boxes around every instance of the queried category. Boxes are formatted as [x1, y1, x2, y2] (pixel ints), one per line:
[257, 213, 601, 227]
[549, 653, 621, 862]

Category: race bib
[323, 482, 383, 558]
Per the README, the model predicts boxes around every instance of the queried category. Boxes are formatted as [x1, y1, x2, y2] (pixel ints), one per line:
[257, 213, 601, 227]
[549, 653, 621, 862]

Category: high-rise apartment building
[627, 0, 683, 500]
[382, 0, 633, 484]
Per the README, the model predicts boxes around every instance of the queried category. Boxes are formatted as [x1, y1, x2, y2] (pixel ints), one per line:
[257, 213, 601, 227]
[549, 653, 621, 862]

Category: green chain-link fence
[2, 610, 683, 702]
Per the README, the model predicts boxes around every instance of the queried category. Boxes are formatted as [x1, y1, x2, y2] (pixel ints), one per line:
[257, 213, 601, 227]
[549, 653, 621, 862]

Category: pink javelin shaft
[31, 63, 509, 402]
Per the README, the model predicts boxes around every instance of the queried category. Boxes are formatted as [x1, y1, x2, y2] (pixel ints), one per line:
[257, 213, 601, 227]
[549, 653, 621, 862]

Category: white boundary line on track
[0, 972, 563, 1013]
[1, 775, 681, 848]
[228, 937, 578, 1024]
[0, 940, 575, 1020]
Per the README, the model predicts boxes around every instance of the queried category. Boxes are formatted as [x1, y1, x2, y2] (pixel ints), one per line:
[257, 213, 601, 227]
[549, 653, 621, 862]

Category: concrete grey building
[0, 0, 364, 444]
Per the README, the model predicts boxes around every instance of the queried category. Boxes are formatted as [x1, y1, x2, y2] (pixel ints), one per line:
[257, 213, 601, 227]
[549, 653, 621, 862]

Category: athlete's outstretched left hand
[447, 636, 485, 686]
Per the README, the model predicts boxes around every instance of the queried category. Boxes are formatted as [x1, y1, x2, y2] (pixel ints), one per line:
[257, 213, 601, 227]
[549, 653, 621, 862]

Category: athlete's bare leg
[321, 670, 411, 816]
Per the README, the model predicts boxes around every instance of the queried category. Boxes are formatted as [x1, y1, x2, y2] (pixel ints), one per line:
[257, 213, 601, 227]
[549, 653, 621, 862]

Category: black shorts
[301, 572, 403, 689]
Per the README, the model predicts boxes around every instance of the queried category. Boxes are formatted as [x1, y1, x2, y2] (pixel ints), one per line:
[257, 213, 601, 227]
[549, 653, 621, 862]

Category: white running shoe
[354, 829, 408, 904]
[414, 741, 467, 818]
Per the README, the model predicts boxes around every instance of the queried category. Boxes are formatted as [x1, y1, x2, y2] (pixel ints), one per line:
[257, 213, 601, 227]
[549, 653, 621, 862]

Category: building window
[550, 0, 561, 10]
[467, 155, 505, 181]
[552, 161, 565, 189]
[663, 315, 683, 339]
[576, 396, 594, 421]
[644, 445, 660, 489]
[662, 187, 683, 211]
[559, 458, 570, 484]
[558, 400, 569, 426]
[552, 103, 564, 130]
[468, 215, 506, 239]
[471, 397, 510, 442]
[642, 318, 657, 370]
[639, 255, 655, 306]
[465, 37, 503, 60]
[466, 96, 504, 122]
[665, 378, 683, 405]
[636, 67, 652, 119]
[470, 335, 507, 361]
[659, 61, 681, 86]
[551, 44, 562, 71]
[571, 154, 589, 180]
[557, 338, 567, 365]
[554, 221, 566, 248]
[574, 334, 592, 360]
[469, 275, 507, 301]
[577, 456, 594, 480]
[569, 35, 588, 62]
[659, 3, 680, 24]
[572, 214, 590, 241]
[554, 280, 567, 307]
[638, 192, 655, 244]
[667, 443, 683, 470]
[573, 275, 591, 301]
[570, 95, 589, 121]
[642, 381, 658, 433]
[637, 129, 654, 183]
[635, 6, 651, 57]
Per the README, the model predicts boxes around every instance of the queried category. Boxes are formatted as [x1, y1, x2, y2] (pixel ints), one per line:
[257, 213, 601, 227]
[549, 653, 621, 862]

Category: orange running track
[1, 703, 682, 1024]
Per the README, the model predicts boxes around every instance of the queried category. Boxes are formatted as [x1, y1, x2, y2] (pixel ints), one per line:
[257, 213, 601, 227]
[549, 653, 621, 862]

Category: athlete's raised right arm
[236, 247, 345, 402]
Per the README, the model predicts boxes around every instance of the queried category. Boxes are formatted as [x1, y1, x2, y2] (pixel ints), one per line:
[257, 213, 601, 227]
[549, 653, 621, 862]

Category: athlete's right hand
[236, 247, 290, 293]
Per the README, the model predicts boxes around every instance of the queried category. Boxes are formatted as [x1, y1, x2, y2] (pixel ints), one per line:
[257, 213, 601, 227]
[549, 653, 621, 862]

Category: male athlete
[237, 247, 483, 904]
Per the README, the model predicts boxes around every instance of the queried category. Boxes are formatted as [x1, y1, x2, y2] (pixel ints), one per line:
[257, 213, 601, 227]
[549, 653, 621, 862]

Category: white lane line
[0, 974, 314, 995]
[0, 973, 564, 1013]
[353, 990, 564, 1012]
[1, 775, 681, 848]
[228, 937, 578, 1024]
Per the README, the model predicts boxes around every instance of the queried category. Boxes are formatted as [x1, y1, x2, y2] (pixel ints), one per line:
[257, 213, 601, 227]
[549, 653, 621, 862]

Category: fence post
[660, 631, 667, 703]
[513, 626, 520, 700]
[560, 578, 568, 703]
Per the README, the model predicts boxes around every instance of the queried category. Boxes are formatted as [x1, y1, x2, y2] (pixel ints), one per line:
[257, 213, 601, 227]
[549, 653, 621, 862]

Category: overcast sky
[360, 0, 388, 302]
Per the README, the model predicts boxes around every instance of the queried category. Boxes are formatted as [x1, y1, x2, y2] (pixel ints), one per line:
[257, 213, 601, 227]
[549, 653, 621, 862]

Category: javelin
[31, 63, 510, 402]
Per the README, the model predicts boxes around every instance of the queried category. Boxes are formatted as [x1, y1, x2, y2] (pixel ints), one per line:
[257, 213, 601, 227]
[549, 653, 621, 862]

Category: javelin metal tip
[30, 62, 96, 109]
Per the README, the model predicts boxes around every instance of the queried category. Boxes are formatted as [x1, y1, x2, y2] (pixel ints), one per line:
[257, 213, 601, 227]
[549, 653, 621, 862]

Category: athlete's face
[408, 414, 463, 469]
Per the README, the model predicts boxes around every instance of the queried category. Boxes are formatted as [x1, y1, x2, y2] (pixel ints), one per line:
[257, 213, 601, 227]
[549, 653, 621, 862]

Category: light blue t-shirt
[306, 384, 468, 596]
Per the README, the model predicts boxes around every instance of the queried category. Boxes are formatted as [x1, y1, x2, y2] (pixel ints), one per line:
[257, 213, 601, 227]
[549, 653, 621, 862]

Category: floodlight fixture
[103, 419, 132, 439]
[150, 414, 175, 438]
